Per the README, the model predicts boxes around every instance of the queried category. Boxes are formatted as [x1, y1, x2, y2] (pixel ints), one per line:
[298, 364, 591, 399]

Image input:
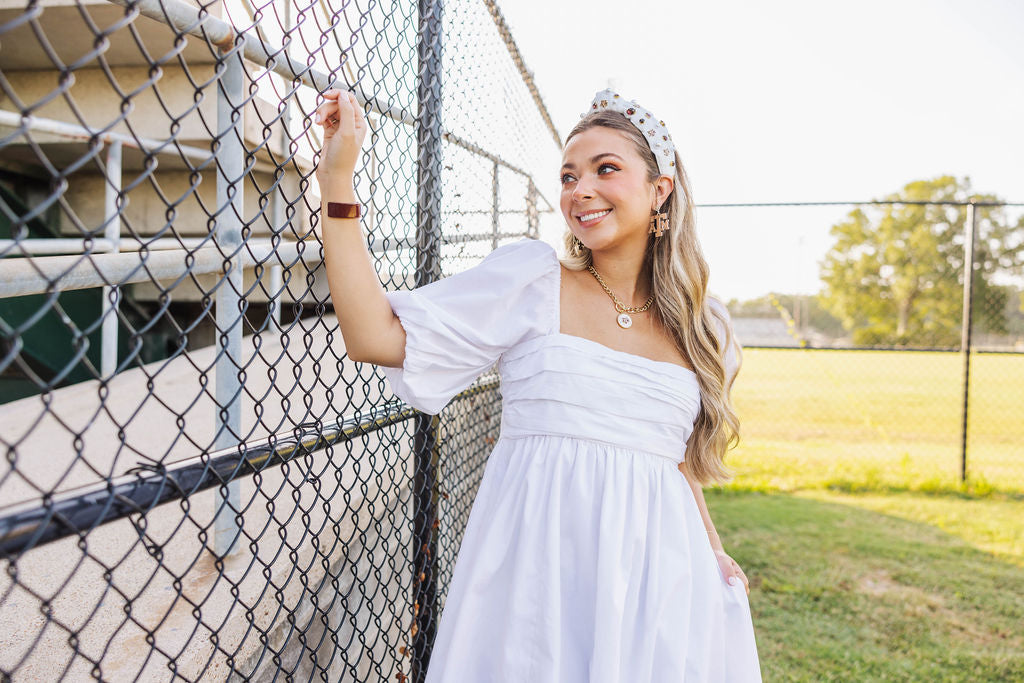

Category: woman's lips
[577, 208, 611, 227]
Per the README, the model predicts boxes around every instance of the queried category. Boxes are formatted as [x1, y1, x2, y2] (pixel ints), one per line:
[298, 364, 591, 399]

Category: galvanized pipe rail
[0, 109, 277, 173]
[211, 47, 246, 556]
[105, 0, 416, 126]
[0, 242, 300, 298]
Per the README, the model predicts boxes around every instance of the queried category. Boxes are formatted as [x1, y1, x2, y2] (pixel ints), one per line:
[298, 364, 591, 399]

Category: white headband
[585, 89, 676, 177]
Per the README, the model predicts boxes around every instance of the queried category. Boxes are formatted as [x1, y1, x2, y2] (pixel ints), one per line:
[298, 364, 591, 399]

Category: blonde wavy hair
[559, 110, 742, 486]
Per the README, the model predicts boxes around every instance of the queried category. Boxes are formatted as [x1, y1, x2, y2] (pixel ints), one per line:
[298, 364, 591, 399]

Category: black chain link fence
[0, 0, 559, 679]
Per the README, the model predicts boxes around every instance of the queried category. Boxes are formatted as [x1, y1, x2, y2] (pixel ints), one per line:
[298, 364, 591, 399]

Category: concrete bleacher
[0, 314, 446, 680]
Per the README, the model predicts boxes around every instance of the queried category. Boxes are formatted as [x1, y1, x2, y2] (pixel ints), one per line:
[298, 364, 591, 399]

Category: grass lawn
[708, 489, 1023, 681]
[727, 348, 1024, 495]
[702, 348, 1023, 681]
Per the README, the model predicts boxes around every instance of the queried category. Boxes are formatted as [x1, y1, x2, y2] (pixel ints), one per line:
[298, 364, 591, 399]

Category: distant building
[732, 316, 848, 348]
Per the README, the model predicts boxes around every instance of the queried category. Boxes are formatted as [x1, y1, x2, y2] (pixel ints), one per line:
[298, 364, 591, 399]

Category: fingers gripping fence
[0, 0, 560, 678]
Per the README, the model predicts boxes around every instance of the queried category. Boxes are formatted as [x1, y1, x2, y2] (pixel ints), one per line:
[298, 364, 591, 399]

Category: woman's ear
[653, 175, 674, 211]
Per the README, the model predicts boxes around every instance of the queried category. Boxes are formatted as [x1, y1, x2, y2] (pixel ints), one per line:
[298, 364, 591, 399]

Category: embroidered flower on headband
[583, 89, 676, 176]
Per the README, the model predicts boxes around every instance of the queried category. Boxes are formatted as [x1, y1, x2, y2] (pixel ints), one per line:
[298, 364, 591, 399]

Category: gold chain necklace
[587, 265, 655, 329]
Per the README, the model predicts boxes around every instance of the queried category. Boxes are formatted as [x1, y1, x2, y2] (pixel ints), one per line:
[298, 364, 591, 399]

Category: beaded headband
[585, 89, 676, 177]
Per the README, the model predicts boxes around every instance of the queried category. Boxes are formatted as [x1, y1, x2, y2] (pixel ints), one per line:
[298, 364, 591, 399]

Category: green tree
[817, 176, 1023, 348]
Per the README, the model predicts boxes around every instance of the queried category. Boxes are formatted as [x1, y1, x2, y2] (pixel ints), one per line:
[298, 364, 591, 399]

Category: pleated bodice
[499, 332, 701, 464]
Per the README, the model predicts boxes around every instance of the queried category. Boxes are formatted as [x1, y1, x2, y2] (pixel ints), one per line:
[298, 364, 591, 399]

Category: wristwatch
[326, 202, 362, 219]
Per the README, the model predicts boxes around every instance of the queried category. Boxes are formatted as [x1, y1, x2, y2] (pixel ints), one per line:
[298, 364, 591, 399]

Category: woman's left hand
[714, 549, 749, 595]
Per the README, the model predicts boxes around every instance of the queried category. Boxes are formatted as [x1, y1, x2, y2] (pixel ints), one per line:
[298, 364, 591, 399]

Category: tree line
[727, 176, 1024, 349]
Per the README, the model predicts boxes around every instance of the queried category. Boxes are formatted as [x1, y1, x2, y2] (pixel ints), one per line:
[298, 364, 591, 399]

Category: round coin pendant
[617, 313, 633, 329]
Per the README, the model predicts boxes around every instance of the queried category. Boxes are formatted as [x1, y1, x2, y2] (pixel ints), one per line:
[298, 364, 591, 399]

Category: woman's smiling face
[559, 126, 658, 251]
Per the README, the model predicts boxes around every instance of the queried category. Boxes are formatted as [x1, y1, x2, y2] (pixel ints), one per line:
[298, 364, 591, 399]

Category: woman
[315, 88, 761, 682]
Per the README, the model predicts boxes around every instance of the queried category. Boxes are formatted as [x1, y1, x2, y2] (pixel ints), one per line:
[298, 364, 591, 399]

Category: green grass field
[705, 348, 1024, 681]
[726, 348, 1024, 496]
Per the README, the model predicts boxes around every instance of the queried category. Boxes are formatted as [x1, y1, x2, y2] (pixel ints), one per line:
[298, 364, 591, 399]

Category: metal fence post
[414, 0, 443, 677]
[367, 114, 379, 237]
[213, 46, 246, 557]
[101, 140, 122, 377]
[526, 178, 538, 239]
[959, 201, 977, 483]
[267, 0, 291, 330]
[491, 160, 499, 249]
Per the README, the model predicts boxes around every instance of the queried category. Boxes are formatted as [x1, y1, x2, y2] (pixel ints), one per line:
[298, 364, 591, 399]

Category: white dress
[382, 237, 762, 682]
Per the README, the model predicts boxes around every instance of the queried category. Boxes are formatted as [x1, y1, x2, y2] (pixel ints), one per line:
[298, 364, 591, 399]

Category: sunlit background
[1, 0, 1022, 679]
[501, 0, 1024, 300]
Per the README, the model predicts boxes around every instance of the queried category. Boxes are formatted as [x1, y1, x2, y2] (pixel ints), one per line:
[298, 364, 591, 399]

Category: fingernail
[728, 577, 737, 585]
[315, 113, 322, 124]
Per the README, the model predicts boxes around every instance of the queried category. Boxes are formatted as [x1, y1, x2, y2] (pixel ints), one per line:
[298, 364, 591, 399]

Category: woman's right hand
[314, 89, 368, 192]
[714, 549, 750, 595]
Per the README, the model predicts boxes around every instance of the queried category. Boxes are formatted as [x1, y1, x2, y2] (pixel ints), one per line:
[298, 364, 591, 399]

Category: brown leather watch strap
[326, 202, 362, 219]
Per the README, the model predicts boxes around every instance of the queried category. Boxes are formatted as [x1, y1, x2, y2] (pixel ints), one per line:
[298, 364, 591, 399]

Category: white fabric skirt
[424, 433, 762, 683]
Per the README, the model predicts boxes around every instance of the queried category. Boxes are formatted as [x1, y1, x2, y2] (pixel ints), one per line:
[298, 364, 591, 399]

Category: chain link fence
[3, 0, 1022, 677]
[0, 0, 560, 679]
[699, 197, 1024, 496]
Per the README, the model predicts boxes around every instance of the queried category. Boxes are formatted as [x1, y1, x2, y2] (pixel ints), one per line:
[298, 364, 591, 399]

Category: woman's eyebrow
[590, 152, 624, 164]
[560, 153, 624, 171]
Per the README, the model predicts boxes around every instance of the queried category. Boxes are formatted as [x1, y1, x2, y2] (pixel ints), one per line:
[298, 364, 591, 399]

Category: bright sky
[499, 0, 1024, 301]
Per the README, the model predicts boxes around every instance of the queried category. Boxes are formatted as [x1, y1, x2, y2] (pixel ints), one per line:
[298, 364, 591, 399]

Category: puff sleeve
[380, 238, 559, 415]
[708, 297, 742, 388]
